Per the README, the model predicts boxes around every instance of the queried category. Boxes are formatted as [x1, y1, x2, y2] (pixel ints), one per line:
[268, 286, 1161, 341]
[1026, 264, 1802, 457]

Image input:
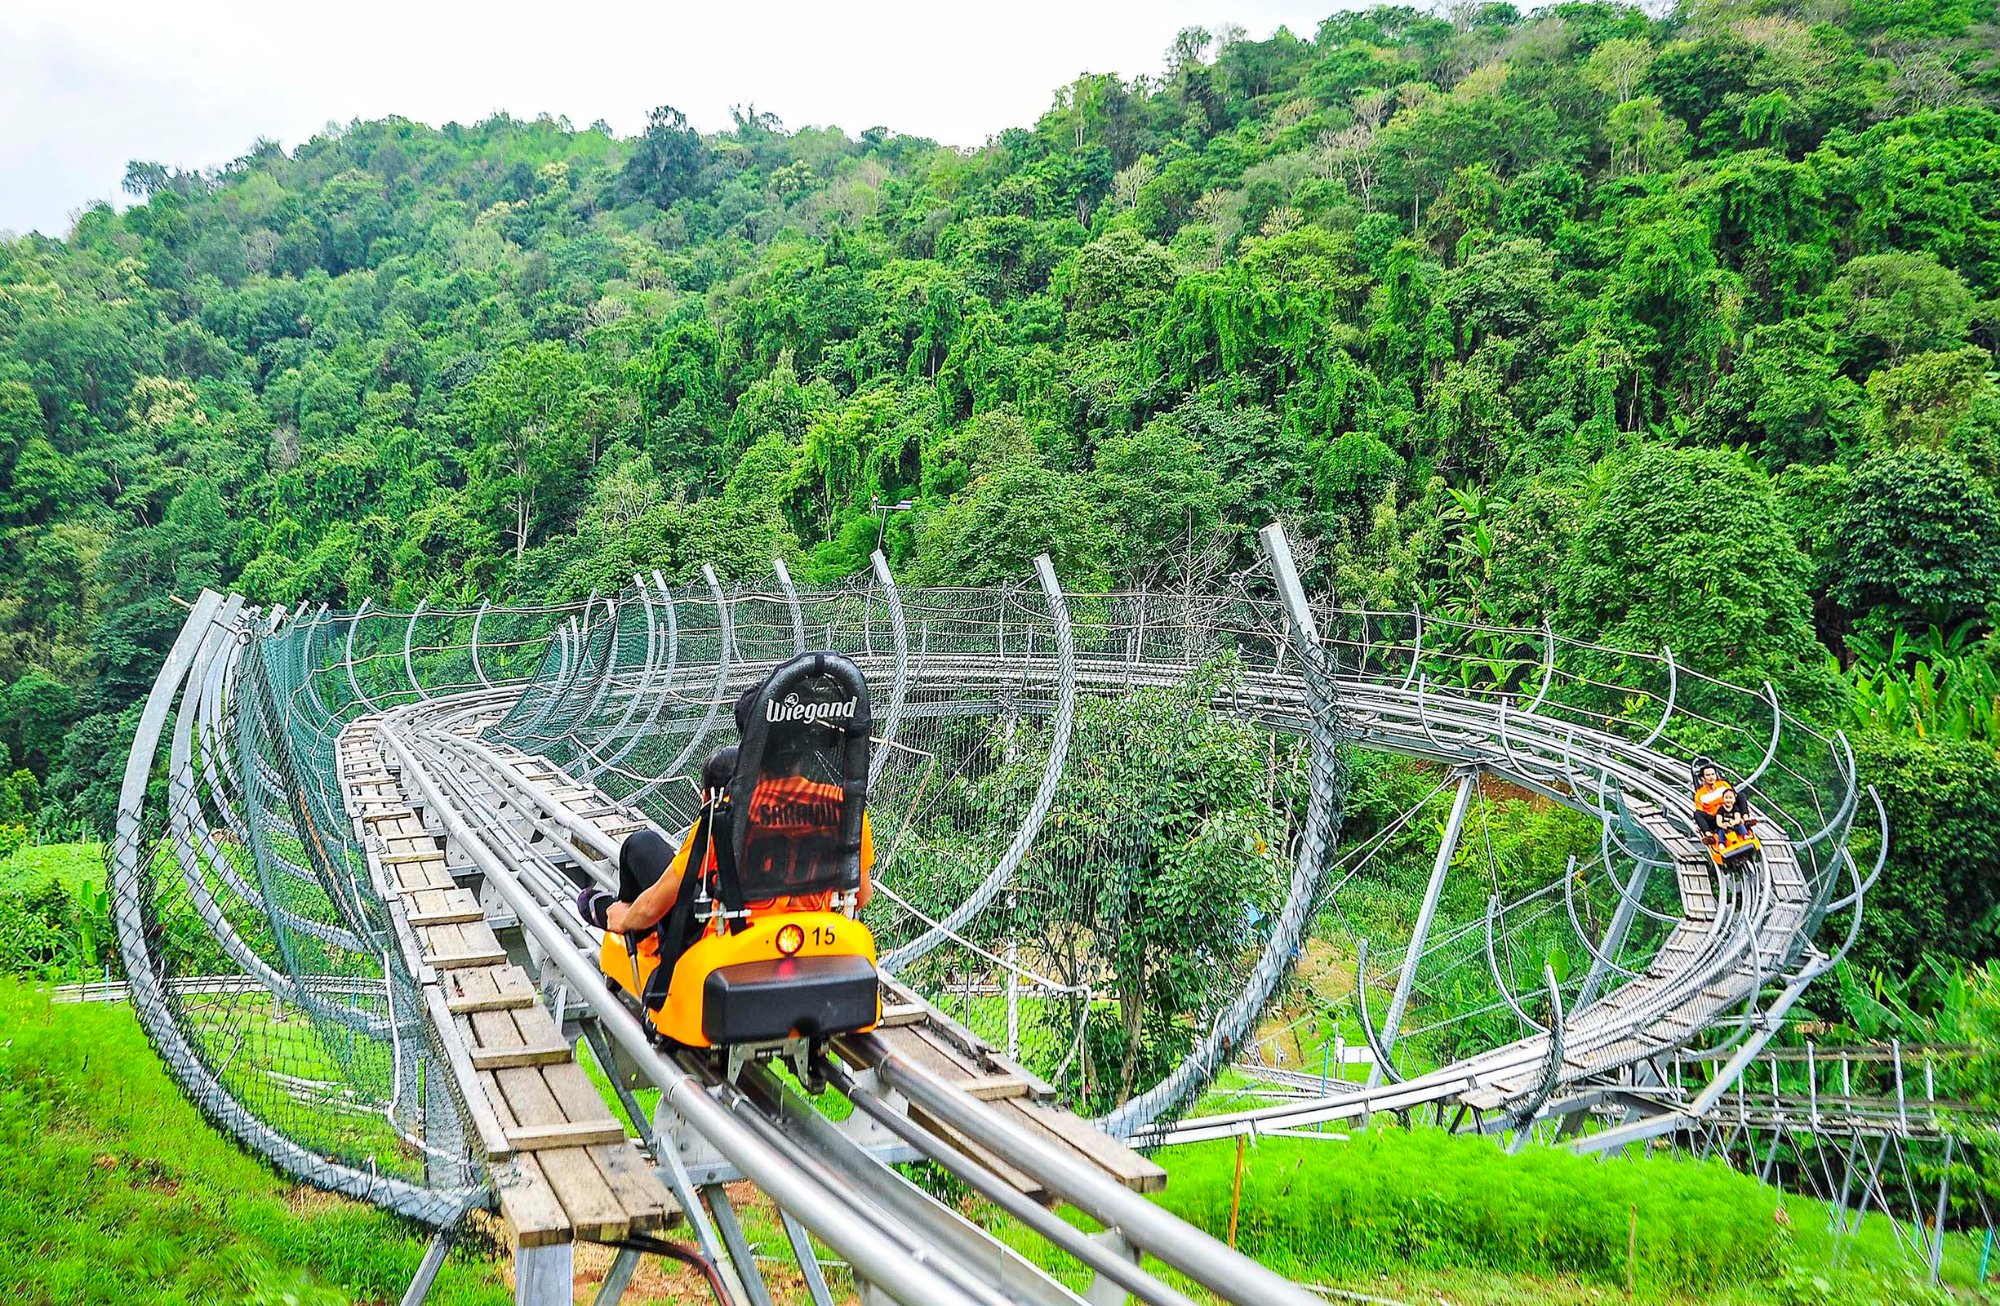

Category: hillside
[1, 1, 1998, 979]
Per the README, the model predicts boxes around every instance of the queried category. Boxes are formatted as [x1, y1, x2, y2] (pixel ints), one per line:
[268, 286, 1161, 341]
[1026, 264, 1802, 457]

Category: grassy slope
[0, 980, 511, 1306]
[2, 978, 1989, 1305]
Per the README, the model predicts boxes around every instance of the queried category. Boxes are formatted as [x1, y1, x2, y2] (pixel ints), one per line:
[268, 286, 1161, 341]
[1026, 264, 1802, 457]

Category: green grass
[1137, 1130, 1994, 1305]
[0, 980, 511, 1306]
[2, 974, 1990, 1305]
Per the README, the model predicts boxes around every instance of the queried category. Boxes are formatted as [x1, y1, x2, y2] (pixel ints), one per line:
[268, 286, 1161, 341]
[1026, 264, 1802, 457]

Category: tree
[1092, 421, 1223, 583]
[619, 105, 711, 207]
[1556, 444, 1830, 704]
[464, 344, 591, 562]
[1828, 450, 2000, 635]
[913, 460, 1106, 588]
[1826, 252, 1974, 371]
[1847, 732, 2000, 973]
[1583, 37, 1656, 105]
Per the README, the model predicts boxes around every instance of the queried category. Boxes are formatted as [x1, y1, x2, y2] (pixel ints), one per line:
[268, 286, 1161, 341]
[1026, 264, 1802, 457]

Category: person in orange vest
[1692, 758, 1730, 844]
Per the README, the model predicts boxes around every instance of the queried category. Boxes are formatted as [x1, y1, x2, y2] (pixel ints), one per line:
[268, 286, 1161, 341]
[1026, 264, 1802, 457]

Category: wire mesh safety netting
[117, 553, 1870, 1219]
[110, 592, 583, 1226]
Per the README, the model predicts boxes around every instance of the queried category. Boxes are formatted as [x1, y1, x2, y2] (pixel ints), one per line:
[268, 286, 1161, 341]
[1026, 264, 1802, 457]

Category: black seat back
[719, 652, 871, 908]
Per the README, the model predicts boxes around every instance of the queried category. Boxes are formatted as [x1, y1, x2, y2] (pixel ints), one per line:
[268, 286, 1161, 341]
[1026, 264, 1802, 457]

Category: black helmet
[700, 745, 738, 798]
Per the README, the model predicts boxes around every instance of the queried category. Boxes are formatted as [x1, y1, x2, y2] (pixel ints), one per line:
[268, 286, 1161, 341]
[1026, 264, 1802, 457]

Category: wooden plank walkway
[338, 718, 675, 1255]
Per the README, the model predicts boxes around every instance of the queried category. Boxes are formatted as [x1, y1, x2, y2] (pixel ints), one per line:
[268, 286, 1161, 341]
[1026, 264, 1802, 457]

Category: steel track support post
[1574, 851, 1652, 1010]
[1370, 768, 1477, 1086]
[1929, 1136, 1954, 1284]
[1006, 938, 1021, 1061]
[704, 1184, 776, 1306]
[780, 1210, 837, 1306]
[513, 1241, 573, 1306]
[1083, 1228, 1141, 1306]
[400, 1225, 457, 1306]
[591, 1248, 640, 1305]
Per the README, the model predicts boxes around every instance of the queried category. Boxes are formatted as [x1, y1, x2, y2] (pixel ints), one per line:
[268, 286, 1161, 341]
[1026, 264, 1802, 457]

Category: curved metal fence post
[1399, 604, 1425, 694]
[590, 571, 680, 787]
[403, 599, 432, 700]
[629, 566, 734, 804]
[1640, 645, 1676, 748]
[346, 598, 381, 713]
[1504, 965, 1566, 1146]
[1105, 522, 1349, 1136]
[469, 599, 495, 689]
[581, 576, 660, 782]
[1740, 681, 1782, 791]
[869, 550, 910, 787]
[1483, 893, 1548, 1035]
[774, 557, 807, 655]
[882, 553, 1073, 972]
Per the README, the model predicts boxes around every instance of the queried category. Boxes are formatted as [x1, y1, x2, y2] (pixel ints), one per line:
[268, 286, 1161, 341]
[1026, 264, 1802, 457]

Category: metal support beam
[400, 1226, 456, 1306]
[1371, 768, 1477, 1085]
[514, 1241, 573, 1306]
[1574, 851, 1652, 1010]
[704, 1186, 775, 1306]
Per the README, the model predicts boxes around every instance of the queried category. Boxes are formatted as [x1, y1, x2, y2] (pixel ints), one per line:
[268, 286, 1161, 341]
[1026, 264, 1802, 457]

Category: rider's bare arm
[608, 835, 695, 934]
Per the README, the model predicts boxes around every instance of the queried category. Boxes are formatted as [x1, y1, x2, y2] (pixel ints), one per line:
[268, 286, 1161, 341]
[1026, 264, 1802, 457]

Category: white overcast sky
[1, 0, 1346, 238]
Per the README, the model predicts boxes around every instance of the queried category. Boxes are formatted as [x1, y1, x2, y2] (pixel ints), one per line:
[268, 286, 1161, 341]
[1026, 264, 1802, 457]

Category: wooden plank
[1005, 1099, 1167, 1193]
[492, 964, 540, 1008]
[467, 1008, 569, 1069]
[424, 920, 508, 969]
[494, 1054, 627, 1240]
[537, 1148, 631, 1243]
[496, 1155, 574, 1249]
[504, 1121, 632, 1151]
[953, 1074, 1030, 1101]
[469, 1041, 572, 1071]
[590, 1142, 674, 1230]
[445, 965, 540, 1014]
[539, 1061, 622, 1126]
[395, 860, 457, 893]
[445, 967, 500, 1013]
[906, 1103, 1046, 1199]
[419, 986, 513, 1161]
[409, 888, 484, 926]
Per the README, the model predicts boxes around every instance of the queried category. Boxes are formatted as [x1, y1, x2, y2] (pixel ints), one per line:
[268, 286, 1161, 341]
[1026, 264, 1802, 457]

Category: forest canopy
[2, 0, 1997, 972]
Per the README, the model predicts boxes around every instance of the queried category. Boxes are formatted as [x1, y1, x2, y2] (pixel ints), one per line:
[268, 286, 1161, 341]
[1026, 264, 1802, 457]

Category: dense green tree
[0, 3, 1994, 898]
[619, 105, 712, 207]
[1556, 444, 1829, 700]
[1848, 732, 2000, 973]
[1828, 450, 2000, 635]
[463, 343, 592, 561]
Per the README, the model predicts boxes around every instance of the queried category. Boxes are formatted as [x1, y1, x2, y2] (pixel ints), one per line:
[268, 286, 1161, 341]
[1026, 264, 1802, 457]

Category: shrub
[1156, 1129, 1786, 1292]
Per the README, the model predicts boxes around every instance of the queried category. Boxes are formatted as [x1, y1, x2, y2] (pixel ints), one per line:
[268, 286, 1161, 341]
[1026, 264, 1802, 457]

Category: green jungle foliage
[0, 841, 111, 982]
[2, 1, 1998, 977]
